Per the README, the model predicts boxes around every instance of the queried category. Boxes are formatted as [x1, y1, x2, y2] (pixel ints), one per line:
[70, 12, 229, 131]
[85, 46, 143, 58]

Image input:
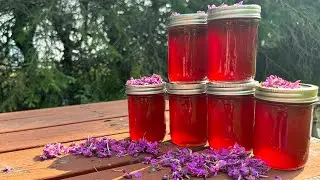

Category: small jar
[207, 5, 261, 82]
[167, 13, 208, 83]
[126, 83, 166, 142]
[167, 83, 207, 147]
[207, 81, 256, 151]
[254, 84, 319, 170]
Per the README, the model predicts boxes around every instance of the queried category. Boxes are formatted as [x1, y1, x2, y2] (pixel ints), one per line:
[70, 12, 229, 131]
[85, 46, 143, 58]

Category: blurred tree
[0, 0, 319, 112]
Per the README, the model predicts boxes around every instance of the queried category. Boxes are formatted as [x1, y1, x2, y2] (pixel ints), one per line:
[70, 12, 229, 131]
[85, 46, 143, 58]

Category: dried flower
[126, 74, 163, 86]
[40, 143, 67, 160]
[261, 75, 300, 89]
[2, 167, 13, 173]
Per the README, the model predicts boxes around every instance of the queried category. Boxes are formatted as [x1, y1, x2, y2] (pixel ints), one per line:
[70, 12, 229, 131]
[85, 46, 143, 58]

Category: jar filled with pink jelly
[126, 83, 166, 142]
[207, 5, 261, 82]
[167, 13, 208, 83]
[207, 81, 256, 151]
[167, 83, 207, 147]
[254, 83, 319, 170]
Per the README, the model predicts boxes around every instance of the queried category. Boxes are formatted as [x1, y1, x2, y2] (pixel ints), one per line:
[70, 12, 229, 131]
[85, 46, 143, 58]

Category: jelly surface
[169, 94, 207, 147]
[207, 19, 259, 82]
[254, 99, 313, 170]
[208, 95, 254, 151]
[168, 24, 207, 83]
[128, 94, 166, 142]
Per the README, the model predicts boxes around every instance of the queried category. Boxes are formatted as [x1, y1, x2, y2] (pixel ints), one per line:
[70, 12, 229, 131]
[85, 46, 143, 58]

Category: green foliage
[0, 0, 319, 112]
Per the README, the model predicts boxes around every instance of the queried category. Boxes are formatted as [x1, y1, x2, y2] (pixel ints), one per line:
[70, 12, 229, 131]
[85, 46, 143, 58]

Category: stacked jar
[167, 12, 208, 147]
[206, 5, 261, 150]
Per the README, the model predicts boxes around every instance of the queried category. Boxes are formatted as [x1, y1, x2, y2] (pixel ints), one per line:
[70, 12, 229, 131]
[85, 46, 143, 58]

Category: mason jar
[207, 5, 261, 82]
[207, 81, 256, 151]
[167, 83, 207, 147]
[254, 83, 319, 170]
[126, 83, 166, 142]
[167, 13, 208, 83]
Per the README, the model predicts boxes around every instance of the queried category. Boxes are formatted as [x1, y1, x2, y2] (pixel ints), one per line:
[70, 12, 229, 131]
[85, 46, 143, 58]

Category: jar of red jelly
[254, 84, 319, 170]
[167, 83, 207, 147]
[126, 83, 166, 142]
[207, 5, 261, 82]
[167, 13, 208, 83]
[207, 81, 256, 151]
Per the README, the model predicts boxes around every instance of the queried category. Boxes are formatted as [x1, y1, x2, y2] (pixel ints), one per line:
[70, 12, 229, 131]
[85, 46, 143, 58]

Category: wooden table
[0, 100, 319, 180]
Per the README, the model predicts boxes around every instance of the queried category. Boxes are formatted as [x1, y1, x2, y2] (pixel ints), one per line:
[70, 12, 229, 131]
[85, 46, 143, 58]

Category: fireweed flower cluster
[40, 143, 68, 160]
[144, 144, 269, 180]
[261, 75, 300, 89]
[208, 1, 244, 9]
[41, 137, 159, 160]
[126, 74, 164, 86]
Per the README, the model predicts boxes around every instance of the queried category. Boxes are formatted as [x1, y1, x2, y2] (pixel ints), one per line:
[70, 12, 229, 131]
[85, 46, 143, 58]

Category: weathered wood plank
[0, 100, 169, 134]
[0, 134, 180, 180]
[66, 139, 320, 180]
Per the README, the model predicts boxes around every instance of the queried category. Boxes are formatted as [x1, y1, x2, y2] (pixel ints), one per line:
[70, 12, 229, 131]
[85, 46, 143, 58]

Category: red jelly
[207, 5, 261, 82]
[207, 81, 256, 151]
[167, 13, 207, 83]
[167, 83, 207, 147]
[126, 84, 166, 142]
[254, 83, 319, 170]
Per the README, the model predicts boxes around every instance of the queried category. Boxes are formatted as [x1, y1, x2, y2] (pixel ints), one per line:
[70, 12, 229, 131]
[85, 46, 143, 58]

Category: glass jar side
[169, 93, 208, 147]
[168, 24, 208, 83]
[127, 93, 166, 142]
[207, 18, 259, 82]
[253, 99, 314, 170]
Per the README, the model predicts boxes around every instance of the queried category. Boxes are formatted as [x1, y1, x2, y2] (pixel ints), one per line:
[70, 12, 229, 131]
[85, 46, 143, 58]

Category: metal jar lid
[167, 13, 207, 28]
[255, 83, 319, 104]
[207, 5, 261, 21]
[126, 83, 165, 95]
[207, 80, 257, 96]
[167, 83, 206, 95]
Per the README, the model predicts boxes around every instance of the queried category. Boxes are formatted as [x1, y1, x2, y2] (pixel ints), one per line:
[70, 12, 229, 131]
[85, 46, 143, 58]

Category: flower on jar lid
[196, 11, 206, 14]
[261, 75, 300, 89]
[126, 74, 164, 85]
[171, 12, 180, 16]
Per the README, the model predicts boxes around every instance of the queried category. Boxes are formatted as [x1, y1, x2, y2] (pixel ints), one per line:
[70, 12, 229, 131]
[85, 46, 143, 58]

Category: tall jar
[207, 81, 256, 151]
[207, 5, 261, 82]
[167, 13, 208, 83]
[126, 83, 166, 142]
[254, 83, 319, 170]
[167, 83, 207, 147]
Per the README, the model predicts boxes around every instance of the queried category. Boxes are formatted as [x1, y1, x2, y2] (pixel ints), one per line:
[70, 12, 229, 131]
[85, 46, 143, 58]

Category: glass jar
[167, 13, 208, 83]
[207, 5, 261, 82]
[254, 83, 319, 170]
[126, 83, 166, 142]
[207, 81, 256, 151]
[167, 83, 207, 147]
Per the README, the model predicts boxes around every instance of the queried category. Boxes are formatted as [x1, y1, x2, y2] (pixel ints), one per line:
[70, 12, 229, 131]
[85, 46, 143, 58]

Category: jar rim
[167, 13, 207, 28]
[126, 83, 165, 95]
[167, 83, 206, 95]
[207, 80, 257, 95]
[254, 83, 319, 103]
[207, 4, 261, 21]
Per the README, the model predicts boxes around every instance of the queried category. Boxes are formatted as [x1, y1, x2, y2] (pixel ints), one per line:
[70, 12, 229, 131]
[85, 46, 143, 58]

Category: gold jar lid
[207, 4, 261, 21]
[167, 13, 207, 28]
[255, 83, 319, 104]
[207, 80, 257, 96]
[126, 83, 166, 95]
[167, 83, 206, 95]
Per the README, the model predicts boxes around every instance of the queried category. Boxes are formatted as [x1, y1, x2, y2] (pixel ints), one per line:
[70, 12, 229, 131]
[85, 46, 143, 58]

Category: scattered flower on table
[275, 176, 282, 180]
[261, 75, 300, 89]
[126, 74, 164, 86]
[40, 143, 68, 160]
[2, 166, 13, 173]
